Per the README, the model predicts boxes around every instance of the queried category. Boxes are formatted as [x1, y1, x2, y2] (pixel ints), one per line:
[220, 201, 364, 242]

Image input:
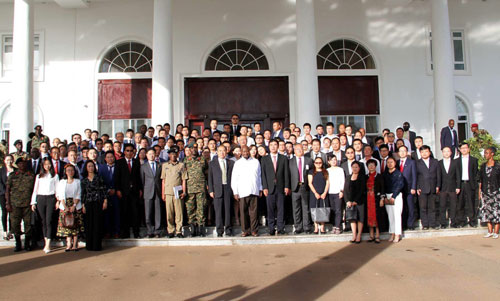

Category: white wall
[0, 0, 498, 150]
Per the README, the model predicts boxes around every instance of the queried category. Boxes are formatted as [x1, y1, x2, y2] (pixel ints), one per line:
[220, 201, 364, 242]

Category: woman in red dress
[366, 159, 385, 243]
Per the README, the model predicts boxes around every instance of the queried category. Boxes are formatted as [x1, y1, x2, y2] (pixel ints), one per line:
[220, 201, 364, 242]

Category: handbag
[384, 194, 395, 205]
[63, 211, 76, 229]
[345, 205, 358, 221]
[311, 198, 331, 223]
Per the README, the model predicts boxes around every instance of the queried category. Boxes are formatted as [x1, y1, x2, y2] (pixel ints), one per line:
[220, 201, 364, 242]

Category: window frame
[98, 118, 152, 139]
[0, 31, 45, 82]
[320, 114, 380, 137]
[427, 28, 470, 76]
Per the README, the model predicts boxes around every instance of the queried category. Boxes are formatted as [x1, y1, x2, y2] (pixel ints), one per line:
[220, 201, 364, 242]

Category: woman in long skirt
[81, 160, 108, 251]
[480, 147, 500, 238]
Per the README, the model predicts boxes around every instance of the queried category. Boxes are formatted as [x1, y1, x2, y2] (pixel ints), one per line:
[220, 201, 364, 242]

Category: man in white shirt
[457, 143, 479, 227]
[231, 146, 262, 237]
[239, 127, 255, 146]
[321, 122, 337, 146]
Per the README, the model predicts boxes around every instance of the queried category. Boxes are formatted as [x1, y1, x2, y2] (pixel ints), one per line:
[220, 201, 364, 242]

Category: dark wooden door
[184, 77, 289, 130]
[98, 79, 152, 120]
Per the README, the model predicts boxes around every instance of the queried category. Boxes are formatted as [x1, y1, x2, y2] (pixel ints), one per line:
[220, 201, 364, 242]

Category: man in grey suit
[140, 149, 163, 238]
[289, 144, 313, 234]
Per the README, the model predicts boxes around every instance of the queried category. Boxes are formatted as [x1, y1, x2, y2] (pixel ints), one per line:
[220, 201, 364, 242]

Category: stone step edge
[0, 227, 487, 247]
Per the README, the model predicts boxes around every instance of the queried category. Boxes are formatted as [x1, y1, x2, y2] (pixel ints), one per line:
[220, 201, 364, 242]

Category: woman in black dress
[344, 161, 367, 243]
[81, 160, 108, 251]
[308, 157, 330, 234]
[479, 147, 500, 239]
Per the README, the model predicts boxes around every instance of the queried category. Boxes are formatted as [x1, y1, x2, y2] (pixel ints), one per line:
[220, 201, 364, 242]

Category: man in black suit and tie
[251, 122, 262, 139]
[208, 145, 234, 237]
[440, 119, 458, 156]
[416, 145, 441, 230]
[140, 149, 163, 238]
[209, 119, 220, 138]
[114, 143, 142, 238]
[331, 137, 346, 166]
[438, 147, 461, 228]
[456, 142, 479, 227]
[307, 139, 327, 167]
[49, 147, 65, 178]
[289, 144, 313, 234]
[397, 146, 417, 230]
[98, 151, 120, 238]
[27, 148, 41, 175]
[261, 139, 290, 235]
[272, 121, 284, 140]
[403, 122, 417, 151]
[230, 114, 242, 138]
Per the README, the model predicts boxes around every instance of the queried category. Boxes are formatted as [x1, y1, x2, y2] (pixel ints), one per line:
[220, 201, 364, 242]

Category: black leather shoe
[168, 233, 175, 238]
[422, 227, 429, 230]
[277, 230, 286, 235]
[268, 230, 276, 236]
[217, 233, 223, 237]
[148, 234, 154, 238]
[293, 230, 303, 235]
[305, 230, 314, 235]
[176, 233, 184, 238]
[433, 225, 441, 230]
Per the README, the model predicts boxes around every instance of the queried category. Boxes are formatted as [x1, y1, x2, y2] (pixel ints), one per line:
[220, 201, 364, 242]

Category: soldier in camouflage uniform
[183, 143, 208, 237]
[10, 139, 30, 168]
[30, 125, 50, 151]
[0, 140, 7, 168]
[5, 158, 35, 252]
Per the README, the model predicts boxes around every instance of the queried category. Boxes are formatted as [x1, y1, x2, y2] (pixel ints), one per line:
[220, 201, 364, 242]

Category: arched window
[205, 39, 269, 71]
[456, 96, 470, 141]
[99, 41, 153, 73]
[317, 39, 375, 70]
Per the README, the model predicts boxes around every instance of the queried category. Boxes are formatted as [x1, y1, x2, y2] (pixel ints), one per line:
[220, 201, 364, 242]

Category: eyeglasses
[314, 162, 322, 165]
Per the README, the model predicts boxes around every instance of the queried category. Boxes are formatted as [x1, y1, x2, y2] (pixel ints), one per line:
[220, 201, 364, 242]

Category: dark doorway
[184, 77, 290, 131]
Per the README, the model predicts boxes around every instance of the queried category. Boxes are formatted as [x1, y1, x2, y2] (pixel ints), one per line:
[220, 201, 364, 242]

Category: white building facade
[0, 0, 498, 151]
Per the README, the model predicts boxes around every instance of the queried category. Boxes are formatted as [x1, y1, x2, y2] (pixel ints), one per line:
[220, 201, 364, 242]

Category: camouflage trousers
[186, 191, 207, 226]
[10, 206, 31, 236]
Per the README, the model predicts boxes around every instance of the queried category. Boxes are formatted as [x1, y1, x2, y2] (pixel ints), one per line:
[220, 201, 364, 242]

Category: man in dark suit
[456, 142, 479, 227]
[403, 122, 417, 151]
[272, 121, 284, 140]
[438, 147, 461, 228]
[289, 144, 313, 234]
[397, 146, 417, 230]
[114, 143, 142, 238]
[49, 147, 65, 178]
[140, 149, 163, 238]
[261, 139, 290, 235]
[27, 148, 41, 175]
[315, 124, 324, 140]
[331, 137, 346, 166]
[440, 119, 458, 156]
[208, 145, 234, 237]
[229, 114, 242, 138]
[307, 139, 327, 167]
[416, 145, 441, 230]
[98, 151, 120, 238]
[209, 119, 221, 138]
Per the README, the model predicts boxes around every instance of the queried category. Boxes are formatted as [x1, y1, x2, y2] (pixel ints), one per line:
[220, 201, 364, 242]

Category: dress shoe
[422, 227, 429, 230]
[305, 230, 314, 235]
[268, 230, 276, 236]
[148, 234, 154, 238]
[433, 225, 441, 230]
[24, 236, 32, 251]
[241, 232, 249, 237]
[114, 234, 121, 239]
[277, 230, 286, 235]
[14, 235, 22, 252]
[293, 230, 303, 235]
[225, 230, 233, 237]
[469, 223, 478, 228]
[217, 233, 223, 237]
[251, 232, 259, 237]
[407, 226, 415, 231]
[176, 233, 184, 238]
[198, 226, 206, 237]
[168, 233, 175, 238]
[154, 234, 160, 238]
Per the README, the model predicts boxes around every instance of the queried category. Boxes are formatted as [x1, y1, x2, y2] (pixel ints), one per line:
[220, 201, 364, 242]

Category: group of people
[0, 115, 498, 253]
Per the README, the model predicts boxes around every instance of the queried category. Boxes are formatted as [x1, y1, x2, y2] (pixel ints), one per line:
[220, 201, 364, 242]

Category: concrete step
[0, 226, 488, 247]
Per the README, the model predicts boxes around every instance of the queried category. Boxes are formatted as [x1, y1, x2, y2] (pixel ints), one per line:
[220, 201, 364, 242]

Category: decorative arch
[98, 41, 153, 73]
[205, 39, 269, 71]
[317, 38, 376, 70]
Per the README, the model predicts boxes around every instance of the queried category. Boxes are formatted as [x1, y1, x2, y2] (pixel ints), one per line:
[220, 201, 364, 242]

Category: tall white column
[431, 0, 456, 152]
[152, 0, 173, 128]
[296, 0, 321, 130]
[11, 0, 34, 148]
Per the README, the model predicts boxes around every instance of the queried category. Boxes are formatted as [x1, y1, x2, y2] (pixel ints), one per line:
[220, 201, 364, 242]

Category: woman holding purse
[344, 161, 367, 244]
[382, 157, 405, 243]
[308, 157, 330, 234]
[56, 164, 84, 251]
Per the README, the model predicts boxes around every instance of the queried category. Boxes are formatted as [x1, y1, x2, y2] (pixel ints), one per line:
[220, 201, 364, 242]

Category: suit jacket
[397, 158, 417, 193]
[230, 125, 241, 138]
[330, 150, 346, 166]
[140, 161, 162, 200]
[307, 151, 327, 163]
[416, 158, 441, 194]
[113, 157, 142, 196]
[289, 156, 313, 192]
[438, 159, 461, 192]
[456, 155, 479, 190]
[407, 130, 417, 151]
[411, 149, 434, 161]
[27, 158, 41, 175]
[261, 154, 290, 194]
[0, 167, 16, 195]
[51, 159, 66, 179]
[98, 163, 115, 190]
[272, 130, 284, 140]
[440, 126, 458, 150]
[341, 160, 366, 178]
[208, 158, 234, 198]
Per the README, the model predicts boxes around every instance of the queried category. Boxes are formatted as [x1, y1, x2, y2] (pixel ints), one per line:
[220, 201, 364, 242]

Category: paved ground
[0, 235, 499, 300]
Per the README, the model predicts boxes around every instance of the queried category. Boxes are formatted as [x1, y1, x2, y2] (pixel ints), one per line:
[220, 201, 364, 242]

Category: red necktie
[127, 159, 132, 172]
[400, 160, 404, 172]
[55, 161, 58, 173]
[298, 157, 303, 182]
[381, 159, 385, 173]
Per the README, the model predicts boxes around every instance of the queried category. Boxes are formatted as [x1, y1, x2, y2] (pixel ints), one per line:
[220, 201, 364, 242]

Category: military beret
[15, 157, 25, 164]
[167, 146, 179, 154]
[471, 123, 478, 128]
[14, 139, 23, 146]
